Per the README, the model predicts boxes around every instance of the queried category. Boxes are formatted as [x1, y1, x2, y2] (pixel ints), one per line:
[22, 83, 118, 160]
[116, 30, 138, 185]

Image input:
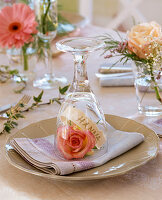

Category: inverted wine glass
[55, 37, 108, 160]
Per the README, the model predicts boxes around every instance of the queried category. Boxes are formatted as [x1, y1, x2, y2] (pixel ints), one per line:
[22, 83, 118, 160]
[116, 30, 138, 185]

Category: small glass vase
[133, 62, 162, 116]
[55, 37, 108, 160]
[33, 0, 67, 89]
[6, 46, 36, 82]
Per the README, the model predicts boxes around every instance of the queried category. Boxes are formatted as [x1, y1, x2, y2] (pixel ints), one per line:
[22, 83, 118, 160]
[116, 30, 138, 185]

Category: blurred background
[59, 0, 162, 31]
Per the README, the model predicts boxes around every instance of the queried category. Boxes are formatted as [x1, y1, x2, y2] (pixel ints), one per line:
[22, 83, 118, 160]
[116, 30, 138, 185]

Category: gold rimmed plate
[5, 114, 159, 181]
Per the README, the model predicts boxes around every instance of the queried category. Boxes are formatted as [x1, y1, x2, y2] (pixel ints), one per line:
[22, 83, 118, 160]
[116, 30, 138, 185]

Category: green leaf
[9, 69, 19, 75]
[4, 125, 11, 133]
[59, 85, 70, 95]
[33, 96, 38, 102]
[6, 112, 10, 117]
[19, 103, 25, 108]
[11, 121, 18, 126]
[15, 113, 24, 118]
[37, 90, 44, 101]
[33, 90, 44, 103]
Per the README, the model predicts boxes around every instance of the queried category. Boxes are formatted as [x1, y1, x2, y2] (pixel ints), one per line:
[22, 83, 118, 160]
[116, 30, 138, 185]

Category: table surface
[0, 25, 161, 200]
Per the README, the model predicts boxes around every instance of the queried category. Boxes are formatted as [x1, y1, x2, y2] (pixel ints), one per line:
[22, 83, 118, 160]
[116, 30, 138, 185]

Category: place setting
[0, 0, 161, 199]
[3, 36, 158, 181]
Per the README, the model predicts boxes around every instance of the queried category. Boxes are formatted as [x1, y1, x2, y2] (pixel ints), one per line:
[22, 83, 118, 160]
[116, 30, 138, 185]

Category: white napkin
[99, 75, 134, 87]
[10, 124, 144, 175]
[97, 62, 134, 87]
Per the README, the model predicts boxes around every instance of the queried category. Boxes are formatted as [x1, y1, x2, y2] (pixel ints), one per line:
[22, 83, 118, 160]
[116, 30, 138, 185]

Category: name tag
[60, 106, 106, 149]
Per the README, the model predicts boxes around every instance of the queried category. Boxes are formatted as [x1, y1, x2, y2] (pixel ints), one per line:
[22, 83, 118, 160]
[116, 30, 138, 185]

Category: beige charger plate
[5, 114, 159, 181]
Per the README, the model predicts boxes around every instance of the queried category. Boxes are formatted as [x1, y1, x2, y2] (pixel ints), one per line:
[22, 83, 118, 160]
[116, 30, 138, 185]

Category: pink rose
[57, 125, 96, 160]
[128, 21, 162, 59]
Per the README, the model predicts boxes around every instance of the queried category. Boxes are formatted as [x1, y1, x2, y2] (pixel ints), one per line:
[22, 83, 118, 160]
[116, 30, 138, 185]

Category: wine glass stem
[70, 53, 91, 92]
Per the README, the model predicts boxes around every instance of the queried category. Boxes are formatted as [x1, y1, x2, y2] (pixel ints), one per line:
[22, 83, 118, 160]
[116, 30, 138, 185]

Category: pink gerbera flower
[0, 3, 38, 48]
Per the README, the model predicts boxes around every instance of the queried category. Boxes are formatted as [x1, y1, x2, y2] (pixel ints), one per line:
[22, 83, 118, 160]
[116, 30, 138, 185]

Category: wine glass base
[33, 74, 68, 89]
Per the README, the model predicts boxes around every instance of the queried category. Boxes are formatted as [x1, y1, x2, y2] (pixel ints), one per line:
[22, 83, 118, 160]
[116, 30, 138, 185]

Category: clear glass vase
[6, 46, 36, 82]
[133, 62, 162, 116]
[55, 37, 108, 160]
[33, 0, 67, 89]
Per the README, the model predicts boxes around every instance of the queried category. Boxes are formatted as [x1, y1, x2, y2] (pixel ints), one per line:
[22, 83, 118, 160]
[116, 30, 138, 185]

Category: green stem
[22, 46, 28, 71]
[42, 0, 51, 34]
[150, 65, 162, 104]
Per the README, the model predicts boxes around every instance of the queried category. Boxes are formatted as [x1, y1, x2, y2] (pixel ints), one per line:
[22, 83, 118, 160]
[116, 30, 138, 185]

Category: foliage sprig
[0, 65, 27, 93]
[0, 85, 70, 134]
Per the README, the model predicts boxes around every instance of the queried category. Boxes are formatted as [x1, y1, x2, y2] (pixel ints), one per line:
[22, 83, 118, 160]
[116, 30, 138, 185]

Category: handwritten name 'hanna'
[77, 116, 101, 141]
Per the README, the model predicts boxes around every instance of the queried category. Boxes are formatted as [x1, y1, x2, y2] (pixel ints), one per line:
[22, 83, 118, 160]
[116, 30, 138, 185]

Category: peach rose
[128, 21, 162, 59]
[57, 125, 96, 160]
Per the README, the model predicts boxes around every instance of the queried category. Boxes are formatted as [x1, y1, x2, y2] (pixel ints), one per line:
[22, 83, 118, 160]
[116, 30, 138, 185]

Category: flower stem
[150, 65, 162, 104]
[22, 46, 28, 71]
[42, 0, 51, 34]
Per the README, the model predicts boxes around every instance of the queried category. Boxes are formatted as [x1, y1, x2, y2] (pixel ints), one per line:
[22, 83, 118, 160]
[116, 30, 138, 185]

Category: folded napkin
[99, 75, 134, 87]
[10, 124, 144, 175]
[97, 62, 134, 87]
